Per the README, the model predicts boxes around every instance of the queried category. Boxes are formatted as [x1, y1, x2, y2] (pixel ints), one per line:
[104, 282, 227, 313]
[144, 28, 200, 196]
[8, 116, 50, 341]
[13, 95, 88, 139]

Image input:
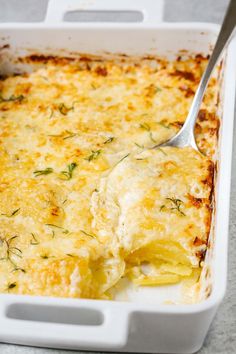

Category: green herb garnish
[0, 236, 22, 269]
[11, 208, 20, 216]
[33, 167, 53, 177]
[45, 223, 69, 234]
[7, 282, 17, 291]
[115, 153, 130, 166]
[160, 197, 186, 216]
[12, 267, 25, 273]
[140, 123, 151, 131]
[30, 233, 39, 245]
[134, 142, 145, 149]
[104, 137, 114, 144]
[85, 150, 101, 162]
[0, 94, 24, 103]
[140, 123, 156, 143]
[60, 162, 77, 180]
[1, 208, 20, 217]
[157, 148, 167, 156]
[80, 230, 96, 238]
[58, 103, 74, 115]
[40, 255, 49, 259]
[63, 131, 77, 140]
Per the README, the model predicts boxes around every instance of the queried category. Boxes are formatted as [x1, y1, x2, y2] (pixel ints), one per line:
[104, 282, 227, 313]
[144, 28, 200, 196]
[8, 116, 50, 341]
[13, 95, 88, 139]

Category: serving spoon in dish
[155, 0, 236, 152]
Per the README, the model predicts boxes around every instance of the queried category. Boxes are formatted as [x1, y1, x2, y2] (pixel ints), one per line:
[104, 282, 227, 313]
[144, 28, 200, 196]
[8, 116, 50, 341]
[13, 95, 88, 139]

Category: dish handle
[45, 0, 164, 24]
[0, 295, 129, 349]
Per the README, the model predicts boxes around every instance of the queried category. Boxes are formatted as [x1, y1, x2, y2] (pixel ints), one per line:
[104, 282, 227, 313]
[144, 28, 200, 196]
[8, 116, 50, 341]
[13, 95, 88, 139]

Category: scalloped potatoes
[0, 54, 218, 298]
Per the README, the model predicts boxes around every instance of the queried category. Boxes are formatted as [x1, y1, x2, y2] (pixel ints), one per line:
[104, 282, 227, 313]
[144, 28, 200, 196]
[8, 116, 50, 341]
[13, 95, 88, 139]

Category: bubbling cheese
[0, 53, 218, 297]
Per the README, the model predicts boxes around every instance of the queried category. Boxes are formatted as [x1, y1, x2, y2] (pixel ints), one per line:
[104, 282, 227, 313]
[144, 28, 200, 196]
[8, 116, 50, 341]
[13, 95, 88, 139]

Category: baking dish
[0, 0, 235, 352]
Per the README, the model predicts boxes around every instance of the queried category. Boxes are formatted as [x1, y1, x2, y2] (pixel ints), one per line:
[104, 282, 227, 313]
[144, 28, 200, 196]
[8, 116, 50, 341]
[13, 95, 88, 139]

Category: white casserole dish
[0, 0, 235, 353]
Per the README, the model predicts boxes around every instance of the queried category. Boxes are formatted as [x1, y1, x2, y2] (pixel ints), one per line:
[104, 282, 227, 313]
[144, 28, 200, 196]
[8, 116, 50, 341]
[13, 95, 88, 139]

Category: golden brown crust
[0, 53, 219, 297]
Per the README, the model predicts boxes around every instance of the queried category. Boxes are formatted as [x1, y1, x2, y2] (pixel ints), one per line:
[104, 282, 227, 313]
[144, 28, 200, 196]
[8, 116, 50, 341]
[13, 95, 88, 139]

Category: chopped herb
[30, 233, 39, 245]
[157, 148, 167, 156]
[12, 267, 25, 273]
[40, 255, 49, 259]
[11, 208, 20, 216]
[85, 150, 101, 162]
[104, 137, 114, 144]
[80, 230, 96, 238]
[135, 142, 145, 149]
[140, 123, 156, 143]
[58, 103, 74, 115]
[48, 130, 77, 140]
[140, 123, 151, 131]
[66, 253, 75, 257]
[34, 167, 53, 177]
[161, 197, 186, 216]
[47, 132, 62, 138]
[1, 208, 20, 217]
[63, 131, 77, 140]
[7, 282, 17, 290]
[155, 87, 162, 93]
[45, 223, 69, 234]
[62, 199, 68, 205]
[115, 153, 130, 166]
[0, 94, 24, 103]
[0, 236, 22, 269]
[60, 162, 77, 180]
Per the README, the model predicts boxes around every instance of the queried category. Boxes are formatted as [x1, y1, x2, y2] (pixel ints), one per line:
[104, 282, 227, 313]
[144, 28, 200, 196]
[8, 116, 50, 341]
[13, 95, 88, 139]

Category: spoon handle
[179, 0, 236, 142]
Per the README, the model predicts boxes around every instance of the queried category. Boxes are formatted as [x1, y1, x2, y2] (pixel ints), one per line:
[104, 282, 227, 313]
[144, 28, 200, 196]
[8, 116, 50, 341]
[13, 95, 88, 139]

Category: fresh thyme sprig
[45, 223, 69, 234]
[157, 148, 167, 156]
[33, 167, 53, 177]
[115, 153, 130, 166]
[0, 94, 25, 103]
[60, 162, 77, 180]
[30, 233, 39, 245]
[1, 208, 20, 217]
[63, 131, 77, 140]
[48, 130, 77, 140]
[7, 282, 17, 292]
[104, 137, 114, 144]
[85, 150, 101, 162]
[58, 103, 74, 115]
[80, 230, 96, 238]
[134, 142, 145, 149]
[0, 236, 23, 270]
[160, 197, 186, 216]
[40, 254, 50, 259]
[140, 123, 157, 143]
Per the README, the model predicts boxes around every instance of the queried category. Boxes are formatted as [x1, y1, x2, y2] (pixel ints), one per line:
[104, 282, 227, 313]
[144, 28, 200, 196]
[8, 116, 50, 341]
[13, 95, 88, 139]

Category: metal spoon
[155, 0, 236, 151]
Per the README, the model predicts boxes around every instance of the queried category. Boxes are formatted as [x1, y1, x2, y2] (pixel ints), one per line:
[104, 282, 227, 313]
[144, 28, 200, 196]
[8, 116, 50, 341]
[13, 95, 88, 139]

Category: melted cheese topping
[91, 148, 213, 285]
[0, 54, 219, 298]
